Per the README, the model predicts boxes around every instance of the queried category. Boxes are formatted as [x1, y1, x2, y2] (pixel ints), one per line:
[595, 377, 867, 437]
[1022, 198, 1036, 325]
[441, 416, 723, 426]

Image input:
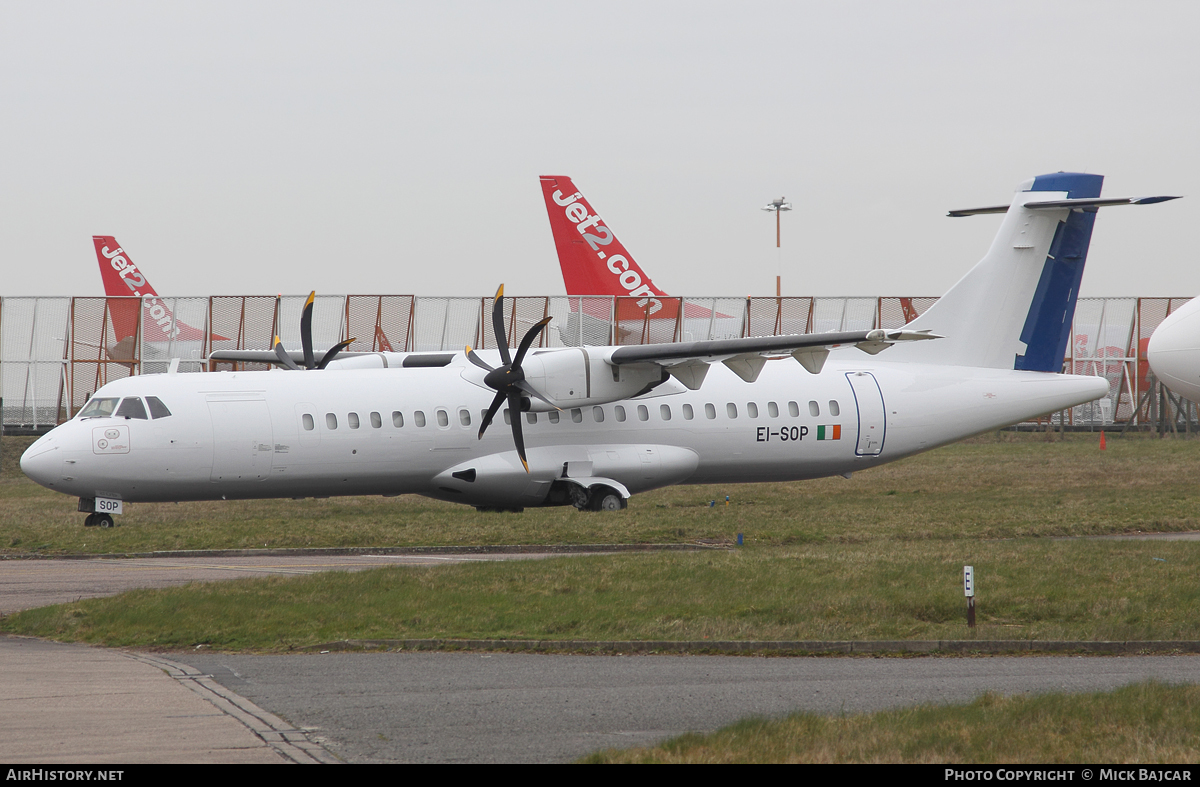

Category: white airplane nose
[1147, 297, 1200, 402]
[19, 438, 60, 488]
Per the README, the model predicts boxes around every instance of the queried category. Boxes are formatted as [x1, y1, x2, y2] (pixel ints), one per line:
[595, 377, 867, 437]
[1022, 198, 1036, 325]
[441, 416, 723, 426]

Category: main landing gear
[567, 484, 628, 512]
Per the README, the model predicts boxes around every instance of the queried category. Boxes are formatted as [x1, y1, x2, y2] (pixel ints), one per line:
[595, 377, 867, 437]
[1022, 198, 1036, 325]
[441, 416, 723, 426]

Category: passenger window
[637, 405, 649, 421]
[809, 401, 820, 417]
[747, 402, 759, 418]
[370, 411, 382, 428]
[549, 411, 560, 424]
[459, 409, 471, 427]
[705, 403, 716, 419]
[414, 411, 426, 427]
[526, 412, 537, 425]
[348, 412, 361, 429]
[726, 403, 738, 419]
[503, 409, 511, 426]
[571, 408, 583, 423]
[593, 406, 605, 422]
[660, 404, 672, 421]
[436, 409, 449, 427]
[788, 401, 800, 417]
[615, 405, 626, 422]
[146, 396, 172, 419]
[78, 397, 120, 418]
[768, 401, 779, 418]
[115, 397, 148, 420]
[829, 400, 841, 417]
[683, 404, 694, 420]
[326, 413, 338, 430]
[392, 411, 405, 428]
[302, 414, 315, 431]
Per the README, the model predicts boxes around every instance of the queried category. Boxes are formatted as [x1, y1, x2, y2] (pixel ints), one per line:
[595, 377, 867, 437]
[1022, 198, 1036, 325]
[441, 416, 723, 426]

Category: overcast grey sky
[1, 1, 1196, 299]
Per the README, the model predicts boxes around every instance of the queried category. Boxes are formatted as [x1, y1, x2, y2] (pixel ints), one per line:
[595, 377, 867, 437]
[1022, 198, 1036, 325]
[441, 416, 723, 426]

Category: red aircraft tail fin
[540, 176, 670, 312]
[93, 236, 210, 342]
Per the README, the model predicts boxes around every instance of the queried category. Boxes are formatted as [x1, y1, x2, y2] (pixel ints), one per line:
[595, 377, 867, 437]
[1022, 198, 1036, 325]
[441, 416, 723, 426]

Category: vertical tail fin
[897, 173, 1105, 370]
[94, 236, 160, 299]
[92, 236, 211, 342]
[93, 236, 148, 346]
[539, 176, 670, 304]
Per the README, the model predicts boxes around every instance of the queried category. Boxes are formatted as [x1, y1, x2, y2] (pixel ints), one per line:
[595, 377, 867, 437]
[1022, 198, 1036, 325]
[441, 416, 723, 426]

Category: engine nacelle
[521, 348, 664, 409]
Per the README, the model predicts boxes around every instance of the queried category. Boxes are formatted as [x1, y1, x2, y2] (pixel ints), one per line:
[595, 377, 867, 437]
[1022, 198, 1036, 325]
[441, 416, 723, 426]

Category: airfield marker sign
[964, 565, 976, 628]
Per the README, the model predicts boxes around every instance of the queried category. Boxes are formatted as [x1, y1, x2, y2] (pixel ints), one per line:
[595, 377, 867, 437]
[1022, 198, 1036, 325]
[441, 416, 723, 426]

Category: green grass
[6, 538, 1199, 650]
[582, 680, 1200, 763]
[4, 432, 1200, 555]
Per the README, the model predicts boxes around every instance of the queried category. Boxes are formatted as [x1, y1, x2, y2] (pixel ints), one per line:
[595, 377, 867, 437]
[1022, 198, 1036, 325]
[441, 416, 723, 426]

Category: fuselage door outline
[846, 371, 886, 457]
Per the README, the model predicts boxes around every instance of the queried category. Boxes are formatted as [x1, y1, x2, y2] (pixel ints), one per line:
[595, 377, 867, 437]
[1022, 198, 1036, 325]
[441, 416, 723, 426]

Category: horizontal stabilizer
[948, 195, 1180, 217]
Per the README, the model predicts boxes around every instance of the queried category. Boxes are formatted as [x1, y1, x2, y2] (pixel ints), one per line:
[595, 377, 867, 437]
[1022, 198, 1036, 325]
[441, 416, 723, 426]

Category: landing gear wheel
[595, 493, 625, 511]
[587, 486, 627, 512]
[83, 514, 97, 527]
[95, 513, 115, 528]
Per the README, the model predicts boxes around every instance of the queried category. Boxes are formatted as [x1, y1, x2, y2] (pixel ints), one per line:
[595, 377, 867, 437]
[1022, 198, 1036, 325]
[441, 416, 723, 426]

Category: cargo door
[846, 372, 885, 456]
[208, 398, 273, 482]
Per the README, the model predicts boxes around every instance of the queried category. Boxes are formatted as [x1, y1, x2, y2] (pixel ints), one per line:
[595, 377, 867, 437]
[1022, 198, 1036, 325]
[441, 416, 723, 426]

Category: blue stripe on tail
[1014, 173, 1104, 372]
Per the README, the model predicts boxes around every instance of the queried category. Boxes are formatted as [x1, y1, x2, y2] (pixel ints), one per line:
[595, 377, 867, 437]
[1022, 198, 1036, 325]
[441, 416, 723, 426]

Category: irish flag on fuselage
[816, 425, 841, 441]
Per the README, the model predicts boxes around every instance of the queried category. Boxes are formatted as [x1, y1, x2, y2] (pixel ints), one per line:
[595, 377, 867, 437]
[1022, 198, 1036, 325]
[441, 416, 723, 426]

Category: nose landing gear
[83, 513, 115, 528]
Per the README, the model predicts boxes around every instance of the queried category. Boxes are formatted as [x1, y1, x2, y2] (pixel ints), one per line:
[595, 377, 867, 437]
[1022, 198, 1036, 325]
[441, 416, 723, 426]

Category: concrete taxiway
[0, 636, 299, 763]
[0, 552, 575, 614]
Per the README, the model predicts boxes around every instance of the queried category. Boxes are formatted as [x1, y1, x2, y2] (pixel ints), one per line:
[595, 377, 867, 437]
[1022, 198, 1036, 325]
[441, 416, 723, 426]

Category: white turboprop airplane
[1147, 296, 1200, 402]
[22, 173, 1177, 527]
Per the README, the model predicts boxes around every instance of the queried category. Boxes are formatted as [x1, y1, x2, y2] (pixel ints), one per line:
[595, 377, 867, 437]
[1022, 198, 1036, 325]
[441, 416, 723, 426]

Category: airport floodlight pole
[762, 197, 792, 297]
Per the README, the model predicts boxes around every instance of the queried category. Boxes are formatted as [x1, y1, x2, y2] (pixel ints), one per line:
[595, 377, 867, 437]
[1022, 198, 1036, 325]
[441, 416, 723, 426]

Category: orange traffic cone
[1100, 431, 1107, 450]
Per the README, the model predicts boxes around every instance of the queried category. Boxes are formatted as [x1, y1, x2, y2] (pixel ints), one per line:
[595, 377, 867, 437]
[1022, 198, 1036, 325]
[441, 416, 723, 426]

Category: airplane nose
[19, 438, 60, 488]
[1147, 302, 1200, 399]
[1149, 344, 1200, 395]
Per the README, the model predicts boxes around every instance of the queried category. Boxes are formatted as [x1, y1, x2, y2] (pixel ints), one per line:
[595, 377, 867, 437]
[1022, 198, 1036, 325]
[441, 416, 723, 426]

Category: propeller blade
[477, 391, 506, 440]
[491, 284, 511, 366]
[273, 336, 301, 370]
[301, 291, 316, 369]
[316, 338, 355, 369]
[507, 392, 529, 473]
[465, 346, 495, 372]
[512, 316, 552, 368]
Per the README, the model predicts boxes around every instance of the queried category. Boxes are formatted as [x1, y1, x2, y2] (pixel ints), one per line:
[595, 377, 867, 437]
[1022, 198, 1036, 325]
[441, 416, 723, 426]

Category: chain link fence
[1, 293, 1193, 430]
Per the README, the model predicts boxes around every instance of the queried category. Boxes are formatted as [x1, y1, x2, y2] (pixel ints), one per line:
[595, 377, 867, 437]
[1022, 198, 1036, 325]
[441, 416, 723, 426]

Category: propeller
[465, 285, 556, 473]
[272, 291, 356, 370]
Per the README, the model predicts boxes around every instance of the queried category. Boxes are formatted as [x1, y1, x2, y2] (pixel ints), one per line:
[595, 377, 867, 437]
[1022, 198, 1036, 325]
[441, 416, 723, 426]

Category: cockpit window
[146, 396, 172, 419]
[77, 397, 120, 419]
[115, 397, 149, 420]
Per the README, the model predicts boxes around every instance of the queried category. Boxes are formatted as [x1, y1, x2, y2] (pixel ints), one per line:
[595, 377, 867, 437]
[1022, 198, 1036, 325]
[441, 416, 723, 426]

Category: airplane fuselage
[21, 349, 1107, 511]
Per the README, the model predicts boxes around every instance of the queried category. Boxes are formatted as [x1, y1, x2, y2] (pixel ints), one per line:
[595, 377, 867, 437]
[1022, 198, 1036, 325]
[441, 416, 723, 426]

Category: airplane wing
[208, 349, 367, 366]
[606, 328, 941, 387]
